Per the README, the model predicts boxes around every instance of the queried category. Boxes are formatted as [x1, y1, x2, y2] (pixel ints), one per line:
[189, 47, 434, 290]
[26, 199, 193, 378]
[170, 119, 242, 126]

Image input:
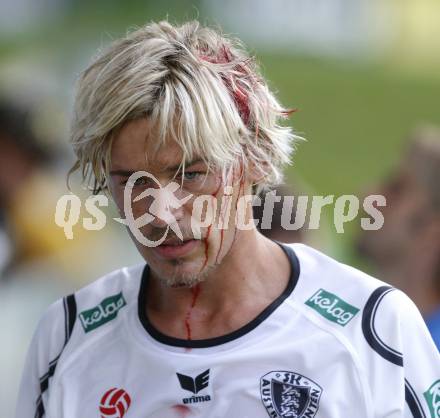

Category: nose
[147, 183, 186, 229]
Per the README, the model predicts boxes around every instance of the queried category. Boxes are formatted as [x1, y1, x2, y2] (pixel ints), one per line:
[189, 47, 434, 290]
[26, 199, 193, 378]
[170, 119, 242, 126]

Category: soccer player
[16, 21, 440, 418]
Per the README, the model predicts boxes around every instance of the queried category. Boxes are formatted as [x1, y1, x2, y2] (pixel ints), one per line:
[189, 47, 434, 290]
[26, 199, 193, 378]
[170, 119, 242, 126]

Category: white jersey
[16, 243, 440, 418]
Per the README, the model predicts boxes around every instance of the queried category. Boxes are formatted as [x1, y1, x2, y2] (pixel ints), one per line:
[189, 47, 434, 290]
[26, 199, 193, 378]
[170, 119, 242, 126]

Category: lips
[153, 238, 200, 259]
[162, 238, 189, 246]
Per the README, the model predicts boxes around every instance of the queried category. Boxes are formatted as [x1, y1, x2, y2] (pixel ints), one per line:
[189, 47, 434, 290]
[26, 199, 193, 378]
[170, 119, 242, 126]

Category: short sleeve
[364, 286, 440, 418]
[15, 295, 76, 418]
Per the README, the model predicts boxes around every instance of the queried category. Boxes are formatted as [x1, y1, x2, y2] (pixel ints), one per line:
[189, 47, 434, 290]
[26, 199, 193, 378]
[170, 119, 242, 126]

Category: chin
[160, 269, 209, 288]
[150, 256, 213, 288]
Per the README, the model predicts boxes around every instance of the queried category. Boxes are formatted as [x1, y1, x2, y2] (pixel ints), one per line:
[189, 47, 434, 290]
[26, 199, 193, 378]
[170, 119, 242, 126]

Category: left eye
[183, 172, 201, 180]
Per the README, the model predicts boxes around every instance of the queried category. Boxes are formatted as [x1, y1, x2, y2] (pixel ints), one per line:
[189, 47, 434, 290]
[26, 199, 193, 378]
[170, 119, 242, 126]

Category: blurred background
[1, 0, 439, 415]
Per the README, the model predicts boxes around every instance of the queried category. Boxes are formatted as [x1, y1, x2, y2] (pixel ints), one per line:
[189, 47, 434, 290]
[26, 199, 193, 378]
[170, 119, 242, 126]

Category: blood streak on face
[184, 168, 243, 341]
[184, 284, 201, 340]
[171, 404, 191, 417]
[214, 174, 231, 265]
[231, 167, 245, 248]
[200, 180, 223, 272]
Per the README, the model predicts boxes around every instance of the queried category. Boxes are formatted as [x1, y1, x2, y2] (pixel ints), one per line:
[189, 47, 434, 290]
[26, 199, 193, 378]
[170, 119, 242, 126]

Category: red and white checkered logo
[99, 388, 131, 418]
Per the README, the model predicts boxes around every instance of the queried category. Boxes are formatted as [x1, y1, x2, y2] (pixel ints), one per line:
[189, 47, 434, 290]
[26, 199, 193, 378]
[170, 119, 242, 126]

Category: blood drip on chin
[184, 284, 201, 340]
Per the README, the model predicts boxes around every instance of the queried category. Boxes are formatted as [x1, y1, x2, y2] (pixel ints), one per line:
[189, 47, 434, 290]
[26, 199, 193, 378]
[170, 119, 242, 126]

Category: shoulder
[285, 245, 439, 418]
[32, 263, 145, 360]
[18, 263, 146, 415]
[286, 243, 437, 364]
[285, 243, 420, 347]
[288, 243, 388, 315]
[74, 263, 145, 325]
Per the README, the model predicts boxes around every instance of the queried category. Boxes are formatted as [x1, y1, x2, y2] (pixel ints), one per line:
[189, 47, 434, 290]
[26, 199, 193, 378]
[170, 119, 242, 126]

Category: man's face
[109, 118, 248, 287]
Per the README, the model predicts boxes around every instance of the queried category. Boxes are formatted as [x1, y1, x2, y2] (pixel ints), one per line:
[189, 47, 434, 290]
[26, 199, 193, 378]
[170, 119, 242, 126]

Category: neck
[146, 230, 291, 340]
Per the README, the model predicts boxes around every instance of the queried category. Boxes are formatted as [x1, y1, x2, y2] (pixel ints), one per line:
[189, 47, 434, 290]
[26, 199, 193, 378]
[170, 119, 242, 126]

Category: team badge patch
[260, 371, 322, 418]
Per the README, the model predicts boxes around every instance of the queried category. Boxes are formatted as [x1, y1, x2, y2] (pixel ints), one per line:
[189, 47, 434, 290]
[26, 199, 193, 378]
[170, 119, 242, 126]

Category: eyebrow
[109, 169, 136, 177]
[167, 158, 204, 173]
[109, 159, 205, 177]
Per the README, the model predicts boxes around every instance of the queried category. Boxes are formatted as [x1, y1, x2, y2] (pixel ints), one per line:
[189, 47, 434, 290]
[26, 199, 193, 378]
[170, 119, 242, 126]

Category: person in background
[357, 125, 440, 349]
[0, 99, 71, 418]
[0, 101, 53, 275]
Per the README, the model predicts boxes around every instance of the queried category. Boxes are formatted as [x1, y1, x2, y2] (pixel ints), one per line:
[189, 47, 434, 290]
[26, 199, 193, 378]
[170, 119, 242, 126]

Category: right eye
[133, 178, 147, 186]
[121, 177, 147, 187]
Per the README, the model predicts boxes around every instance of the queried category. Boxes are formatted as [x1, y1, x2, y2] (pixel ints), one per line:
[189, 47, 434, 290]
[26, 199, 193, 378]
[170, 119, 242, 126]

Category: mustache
[146, 225, 197, 242]
[145, 224, 215, 242]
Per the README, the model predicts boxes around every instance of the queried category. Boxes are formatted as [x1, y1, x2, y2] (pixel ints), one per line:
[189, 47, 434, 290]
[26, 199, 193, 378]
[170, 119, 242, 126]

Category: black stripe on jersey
[35, 294, 77, 418]
[362, 286, 404, 366]
[64, 294, 77, 343]
[138, 242, 300, 348]
[405, 379, 426, 418]
[35, 396, 44, 418]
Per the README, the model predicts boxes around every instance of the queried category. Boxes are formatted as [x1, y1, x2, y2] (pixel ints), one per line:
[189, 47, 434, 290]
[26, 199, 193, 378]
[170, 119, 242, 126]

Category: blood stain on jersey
[99, 387, 131, 418]
[171, 404, 191, 417]
[260, 371, 322, 418]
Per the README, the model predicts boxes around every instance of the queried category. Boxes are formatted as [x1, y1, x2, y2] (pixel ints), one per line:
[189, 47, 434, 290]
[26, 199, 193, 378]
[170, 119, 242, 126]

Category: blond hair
[69, 20, 300, 194]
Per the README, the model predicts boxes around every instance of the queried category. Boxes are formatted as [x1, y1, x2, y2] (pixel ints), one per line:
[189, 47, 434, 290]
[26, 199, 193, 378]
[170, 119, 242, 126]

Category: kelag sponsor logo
[79, 292, 126, 333]
[305, 289, 359, 326]
[424, 379, 440, 418]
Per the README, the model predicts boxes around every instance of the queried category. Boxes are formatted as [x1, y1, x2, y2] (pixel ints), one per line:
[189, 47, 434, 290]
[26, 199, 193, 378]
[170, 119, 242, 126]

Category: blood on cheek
[184, 172, 244, 342]
[200, 169, 245, 270]
[184, 181, 225, 342]
[231, 175, 245, 247]
[200, 180, 223, 272]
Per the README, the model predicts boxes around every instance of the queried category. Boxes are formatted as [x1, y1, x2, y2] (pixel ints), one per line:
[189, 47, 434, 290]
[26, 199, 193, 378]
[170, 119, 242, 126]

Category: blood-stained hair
[69, 20, 301, 193]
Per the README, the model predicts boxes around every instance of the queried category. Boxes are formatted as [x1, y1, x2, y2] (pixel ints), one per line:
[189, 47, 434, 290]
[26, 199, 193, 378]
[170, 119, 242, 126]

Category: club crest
[260, 371, 322, 418]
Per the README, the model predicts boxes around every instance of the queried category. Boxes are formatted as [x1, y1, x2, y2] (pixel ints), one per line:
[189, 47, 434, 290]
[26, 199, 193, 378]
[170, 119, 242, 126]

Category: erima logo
[79, 292, 126, 333]
[176, 369, 211, 404]
[305, 289, 359, 326]
[424, 379, 440, 418]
